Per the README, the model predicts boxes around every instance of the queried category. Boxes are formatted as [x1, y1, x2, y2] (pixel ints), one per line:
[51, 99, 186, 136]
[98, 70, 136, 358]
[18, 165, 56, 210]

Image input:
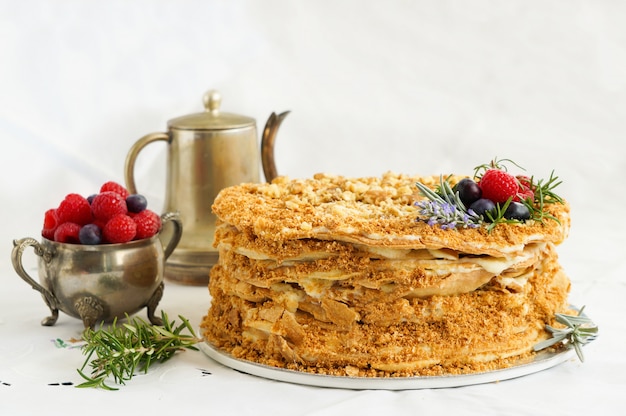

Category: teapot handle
[11, 238, 60, 326]
[124, 132, 170, 194]
[261, 111, 290, 183]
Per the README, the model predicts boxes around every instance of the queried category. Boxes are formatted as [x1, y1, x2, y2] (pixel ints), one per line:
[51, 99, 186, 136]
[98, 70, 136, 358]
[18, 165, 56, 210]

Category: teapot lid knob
[168, 89, 255, 130]
[203, 90, 221, 114]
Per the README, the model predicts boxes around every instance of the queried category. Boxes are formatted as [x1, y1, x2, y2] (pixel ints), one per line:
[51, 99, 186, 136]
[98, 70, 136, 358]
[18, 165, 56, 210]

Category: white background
[1, 1, 624, 414]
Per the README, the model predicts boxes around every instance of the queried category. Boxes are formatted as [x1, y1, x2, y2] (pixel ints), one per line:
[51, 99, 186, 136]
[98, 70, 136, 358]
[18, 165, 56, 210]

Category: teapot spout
[261, 111, 290, 182]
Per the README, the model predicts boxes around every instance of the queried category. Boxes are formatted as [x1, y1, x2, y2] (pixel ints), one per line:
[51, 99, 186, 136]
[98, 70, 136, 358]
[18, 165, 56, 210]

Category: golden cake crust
[211, 172, 570, 257]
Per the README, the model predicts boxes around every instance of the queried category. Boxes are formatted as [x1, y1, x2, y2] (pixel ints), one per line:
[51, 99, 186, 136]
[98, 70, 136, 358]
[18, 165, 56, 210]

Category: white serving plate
[198, 340, 579, 390]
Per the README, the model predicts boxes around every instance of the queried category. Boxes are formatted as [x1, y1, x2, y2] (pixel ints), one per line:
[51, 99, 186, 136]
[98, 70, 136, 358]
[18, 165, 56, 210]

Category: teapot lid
[167, 90, 255, 130]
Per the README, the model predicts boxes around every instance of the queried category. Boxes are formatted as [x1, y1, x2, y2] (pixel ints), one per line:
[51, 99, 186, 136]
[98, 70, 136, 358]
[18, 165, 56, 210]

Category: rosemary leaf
[76, 311, 202, 390]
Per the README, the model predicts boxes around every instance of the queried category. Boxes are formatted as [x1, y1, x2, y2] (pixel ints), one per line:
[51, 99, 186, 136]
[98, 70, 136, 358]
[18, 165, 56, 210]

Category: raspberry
[516, 175, 532, 189]
[53, 222, 81, 243]
[100, 181, 130, 200]
[42, 208, 59, 240]
[133, 209, 161, 240]
[91, 191, 128, 221]
[103, 214, 137, 244]
[56, 193, 93, 225]
[516, 188, 534, 202]
[478, 169, 519, 204]
[92, 218, 108, 231]
[515, 175, 535, 202]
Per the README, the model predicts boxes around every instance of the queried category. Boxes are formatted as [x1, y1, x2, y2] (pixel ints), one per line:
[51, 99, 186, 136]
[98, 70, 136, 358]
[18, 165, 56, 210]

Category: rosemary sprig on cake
[533, 306, 598, 362]
[77, 311, 201, 390]
[415, 158, 564, 231]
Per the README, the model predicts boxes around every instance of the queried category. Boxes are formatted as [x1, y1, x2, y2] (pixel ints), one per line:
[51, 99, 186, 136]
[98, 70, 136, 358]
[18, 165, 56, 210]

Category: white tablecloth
[1, 1, 624, 414]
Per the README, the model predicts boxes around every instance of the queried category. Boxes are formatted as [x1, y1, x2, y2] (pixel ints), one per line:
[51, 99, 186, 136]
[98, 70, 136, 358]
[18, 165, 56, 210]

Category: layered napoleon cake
[201, 164, 573, 377]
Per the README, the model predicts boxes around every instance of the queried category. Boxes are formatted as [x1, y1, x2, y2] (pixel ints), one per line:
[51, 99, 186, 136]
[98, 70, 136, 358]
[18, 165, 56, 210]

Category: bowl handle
[159, 212, 183, 260]
[11, 238, 60, 326]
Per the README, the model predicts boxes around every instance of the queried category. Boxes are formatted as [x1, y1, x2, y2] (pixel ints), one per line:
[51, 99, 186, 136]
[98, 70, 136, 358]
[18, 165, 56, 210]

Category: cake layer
[201, 243, 571, 376]
[211, 173, 570, 257]
[214, 222, 546, 297]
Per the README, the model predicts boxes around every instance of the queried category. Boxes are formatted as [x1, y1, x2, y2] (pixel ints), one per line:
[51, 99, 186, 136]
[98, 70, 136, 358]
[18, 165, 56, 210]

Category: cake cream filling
[216, 240, 544, 300]
[208, 240, 550, 345]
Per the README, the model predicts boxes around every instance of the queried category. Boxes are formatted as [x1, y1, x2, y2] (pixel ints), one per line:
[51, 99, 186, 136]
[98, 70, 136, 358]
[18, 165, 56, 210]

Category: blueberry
[504, 201, 531, 221]
[455, 178, 482, 207]
[469, 198, 496, 221]
[79, 224, 102, 245]
[86, 194, 97, 204]
[126, 194, 148, 213]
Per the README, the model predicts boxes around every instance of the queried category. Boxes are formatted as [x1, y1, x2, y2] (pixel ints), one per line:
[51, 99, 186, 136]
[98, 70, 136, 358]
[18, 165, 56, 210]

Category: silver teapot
[124, 90, 288, 286]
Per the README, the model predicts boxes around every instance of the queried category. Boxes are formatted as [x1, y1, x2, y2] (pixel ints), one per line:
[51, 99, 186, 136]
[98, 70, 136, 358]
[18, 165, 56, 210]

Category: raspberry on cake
[200, 164, 576, 377]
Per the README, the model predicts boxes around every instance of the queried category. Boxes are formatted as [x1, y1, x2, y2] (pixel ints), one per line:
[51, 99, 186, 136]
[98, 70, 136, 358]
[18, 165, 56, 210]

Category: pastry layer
[202, 242, 570, 376]
[210, 173, 570, 257]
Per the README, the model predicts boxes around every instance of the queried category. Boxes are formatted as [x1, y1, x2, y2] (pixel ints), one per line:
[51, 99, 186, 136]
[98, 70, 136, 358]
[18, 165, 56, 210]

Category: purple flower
[414, 186, 482, 230]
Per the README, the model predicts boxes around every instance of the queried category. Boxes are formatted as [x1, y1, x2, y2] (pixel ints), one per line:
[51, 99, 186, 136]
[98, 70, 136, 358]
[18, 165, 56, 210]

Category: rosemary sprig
[483, 198, 521, 232]
[533, 306, 598, 362]
[77, 311, 201, 390]
[531, 170, 563, 204]
[473, 157, 525, 179]
[521, 170, 563, 225]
